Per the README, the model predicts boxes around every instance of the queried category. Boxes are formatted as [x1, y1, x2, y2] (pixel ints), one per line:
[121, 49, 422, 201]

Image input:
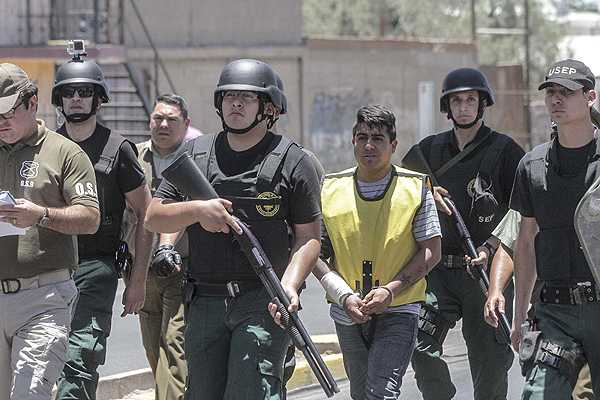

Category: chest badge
[20, 161, 39, 188]
[256, 191, 280, 217]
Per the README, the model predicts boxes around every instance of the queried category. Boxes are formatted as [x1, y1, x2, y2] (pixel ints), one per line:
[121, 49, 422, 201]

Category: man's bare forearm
[47, 205, 99, 235]
[129, 222, 153, 283]
[513, 219, 538, 325]
[312, 258, 333, 280]
[159, 231, 183, 246]
[145, 198, 199, 233]
[126, 185, 153, 283]
[489, 244, 514, 294]
[281, 222, 321, 290]
[385, 236, 441, 297]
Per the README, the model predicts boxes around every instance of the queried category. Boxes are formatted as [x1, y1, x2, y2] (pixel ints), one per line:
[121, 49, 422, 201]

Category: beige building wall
[127, 38, 476, 172]
[122, 0, 303, 47]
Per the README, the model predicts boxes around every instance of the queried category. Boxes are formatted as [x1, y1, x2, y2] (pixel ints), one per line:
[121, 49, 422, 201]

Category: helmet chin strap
[61, 96, 99, 123]
[217, 97, 273, 135]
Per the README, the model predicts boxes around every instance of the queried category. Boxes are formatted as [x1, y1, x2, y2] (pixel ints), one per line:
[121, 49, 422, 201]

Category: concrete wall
[123, 0, 303, 47]
[304, 39, 477, 171]
[127, 38, 478, 172]
[481, 65, 529, 150]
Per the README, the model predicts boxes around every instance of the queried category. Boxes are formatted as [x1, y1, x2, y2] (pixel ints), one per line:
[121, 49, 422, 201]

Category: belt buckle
[1, 279, 21, 294]
[226, 281, 240, 298]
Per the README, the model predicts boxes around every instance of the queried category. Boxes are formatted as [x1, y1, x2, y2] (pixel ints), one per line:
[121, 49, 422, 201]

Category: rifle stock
[162, 152, 339, 397]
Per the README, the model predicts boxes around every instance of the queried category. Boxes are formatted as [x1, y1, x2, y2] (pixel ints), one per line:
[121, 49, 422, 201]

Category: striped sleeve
[412, 187, 442, 241]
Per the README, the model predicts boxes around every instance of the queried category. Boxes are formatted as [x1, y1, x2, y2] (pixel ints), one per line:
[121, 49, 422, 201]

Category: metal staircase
[98, 62, 151, 143]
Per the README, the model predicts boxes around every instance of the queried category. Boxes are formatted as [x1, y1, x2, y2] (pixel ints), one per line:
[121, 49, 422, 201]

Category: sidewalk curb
[97, 368, 154, 400]
[97, 334, 343, 399]
[287, 353, 347, 392]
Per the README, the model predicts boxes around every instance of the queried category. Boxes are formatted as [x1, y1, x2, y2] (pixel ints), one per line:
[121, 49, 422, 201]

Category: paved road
[100, 276, 527, 400]
[99, 274, 335, 376]
[290, 337, 525, 400]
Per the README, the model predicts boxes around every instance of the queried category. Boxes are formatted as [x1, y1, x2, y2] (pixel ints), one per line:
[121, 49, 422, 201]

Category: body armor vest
[428, 127, 510, 254]
[186, 133, 299, 282]
[528, 139, 600, 282]
[78, 127, 132, 258]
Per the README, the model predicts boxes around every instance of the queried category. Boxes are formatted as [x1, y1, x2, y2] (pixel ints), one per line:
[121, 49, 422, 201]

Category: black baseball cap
[539, 59, 596, 91]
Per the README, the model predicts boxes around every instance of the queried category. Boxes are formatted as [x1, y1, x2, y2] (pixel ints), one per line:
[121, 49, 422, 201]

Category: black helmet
[52, 59, 109, 107]
[440, 68, 494, 113]
[214, 59, 283, 134]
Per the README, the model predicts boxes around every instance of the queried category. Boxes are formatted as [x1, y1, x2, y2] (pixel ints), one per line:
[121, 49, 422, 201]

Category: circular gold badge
[256, 191, 280, 217]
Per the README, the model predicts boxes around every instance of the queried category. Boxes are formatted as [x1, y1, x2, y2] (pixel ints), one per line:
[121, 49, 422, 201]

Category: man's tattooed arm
[384, 236, 441, 297]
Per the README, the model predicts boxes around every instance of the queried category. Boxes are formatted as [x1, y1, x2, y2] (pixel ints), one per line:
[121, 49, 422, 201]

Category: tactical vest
[428, 127, 510, 254]
[527, 139, 600, 282]
[321, 166, 428, 306]
[185, 132, 300, 282]
[79, 130, 134, 258]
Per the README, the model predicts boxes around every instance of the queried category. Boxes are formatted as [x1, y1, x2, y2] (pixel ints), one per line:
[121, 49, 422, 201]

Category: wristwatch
[37, 207, 50, 228]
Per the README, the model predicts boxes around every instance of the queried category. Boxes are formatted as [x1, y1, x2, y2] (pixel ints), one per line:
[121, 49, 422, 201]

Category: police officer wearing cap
[402, 67, 525, 400]
[145, 59, 321, 399]
[511, 59, 600, 399]
[51, 46, 153, 400]
[0, 63, 100, 400]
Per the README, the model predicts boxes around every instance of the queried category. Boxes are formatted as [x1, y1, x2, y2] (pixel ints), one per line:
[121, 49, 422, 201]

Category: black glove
[151, 244, 182, 277]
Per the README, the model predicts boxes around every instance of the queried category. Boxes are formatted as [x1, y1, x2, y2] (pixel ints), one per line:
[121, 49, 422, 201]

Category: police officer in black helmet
[52, 41, 153, 400]
[402, 67, 525, 400]
[145, 59, 322, 399]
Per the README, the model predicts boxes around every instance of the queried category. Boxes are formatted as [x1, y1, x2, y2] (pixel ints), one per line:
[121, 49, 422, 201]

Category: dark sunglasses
[60, 85, 95, 98]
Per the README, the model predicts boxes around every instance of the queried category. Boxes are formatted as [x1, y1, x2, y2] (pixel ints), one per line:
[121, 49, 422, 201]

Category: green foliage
[303, 0, 566, 88]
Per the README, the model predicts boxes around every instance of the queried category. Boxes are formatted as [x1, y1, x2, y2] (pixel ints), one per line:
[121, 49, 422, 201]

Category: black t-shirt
[556, 139, 595, 177]
[511, 138, 597, 217]
[414, 126, 525, 202]
[404, 124, 525, 252]
[155, 131, 321, 225]
[215, 130, 274, 176]
[58, 124, 146, 194]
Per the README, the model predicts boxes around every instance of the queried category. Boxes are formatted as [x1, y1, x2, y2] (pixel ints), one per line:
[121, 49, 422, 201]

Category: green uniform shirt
[0, 119, 99, 278]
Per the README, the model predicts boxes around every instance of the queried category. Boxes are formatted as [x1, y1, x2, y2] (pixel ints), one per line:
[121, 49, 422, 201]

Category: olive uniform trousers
[55, 257, 118, 400]
[139, 268, 187, 400]
[521, 302, 600, 399]
[411, 265, 514, 400]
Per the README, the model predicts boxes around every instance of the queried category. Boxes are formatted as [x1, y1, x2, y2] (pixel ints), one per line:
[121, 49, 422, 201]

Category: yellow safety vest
[321, 165, 428, 306]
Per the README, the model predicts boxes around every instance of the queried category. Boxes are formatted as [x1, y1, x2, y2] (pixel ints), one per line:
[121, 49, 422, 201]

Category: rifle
[162, 153, 339, 398]
[403, 145, 512, 343]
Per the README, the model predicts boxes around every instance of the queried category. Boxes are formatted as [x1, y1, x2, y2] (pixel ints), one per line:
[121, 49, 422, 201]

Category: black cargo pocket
[80, 317, 108, 368]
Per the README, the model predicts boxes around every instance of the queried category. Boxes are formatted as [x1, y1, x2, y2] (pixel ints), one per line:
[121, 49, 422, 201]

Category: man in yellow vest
[316, 105, 442, 399]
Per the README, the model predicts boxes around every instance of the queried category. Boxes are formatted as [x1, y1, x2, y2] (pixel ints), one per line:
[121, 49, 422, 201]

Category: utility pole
[524, 0, 532, 147]
[471, 0, 477, 42]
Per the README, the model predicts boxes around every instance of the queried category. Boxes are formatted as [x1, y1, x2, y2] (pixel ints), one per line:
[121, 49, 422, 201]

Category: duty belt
[441, 255, 466, 269]
[540, 281, 600, 305]
[189, 280, 263, 298]
[0, 268, 72, 295]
